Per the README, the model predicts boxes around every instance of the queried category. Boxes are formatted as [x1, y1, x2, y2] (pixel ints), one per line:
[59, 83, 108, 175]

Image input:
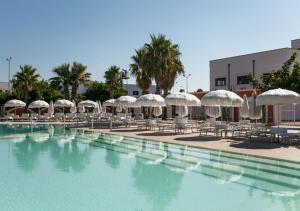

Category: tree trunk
[71, 84, 78, 100]
[155, 85, 161, 95]
[24, 91, 29, 103]
[109, 90, 113, 99]
[63, 85, 70, 99]
[163, 88, 169, 97]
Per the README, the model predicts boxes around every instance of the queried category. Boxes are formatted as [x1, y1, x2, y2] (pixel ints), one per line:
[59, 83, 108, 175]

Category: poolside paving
[85, 127, 300, 163]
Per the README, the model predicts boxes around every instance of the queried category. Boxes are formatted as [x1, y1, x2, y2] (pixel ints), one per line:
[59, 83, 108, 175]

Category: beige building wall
[210, 48, 300, 91]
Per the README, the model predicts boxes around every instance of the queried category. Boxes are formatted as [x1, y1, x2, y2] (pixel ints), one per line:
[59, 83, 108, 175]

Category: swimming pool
[0, 124, 299, 210]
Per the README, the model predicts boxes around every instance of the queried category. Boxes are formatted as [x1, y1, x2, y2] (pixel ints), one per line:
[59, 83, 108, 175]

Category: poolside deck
[86, 127, 300, 163]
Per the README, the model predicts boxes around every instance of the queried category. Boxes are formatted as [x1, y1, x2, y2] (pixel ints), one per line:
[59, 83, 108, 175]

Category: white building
[209, 39, 300, 123]
[0, 82, 10, 93]
[210, 39, 300, 91]
[123, 84, 157, 97]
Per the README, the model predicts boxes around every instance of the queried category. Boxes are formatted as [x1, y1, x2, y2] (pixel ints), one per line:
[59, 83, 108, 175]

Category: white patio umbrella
[206, 106, 221, 118]
[115, 96, 138, 117]
[28, 100, 49, 115]
[240, 95, 249, 118]
[176, 105, 189, 117]
[48, 101, 54, 115]
[136, 94, 165, 118]
[114, 96, 137, 107]
[116, 106, 123, 113]
[256, 88, 300, 125]
[78, 100, 98, 108]
[54, 99, 74, 121]
[78, 106, 85, 113]
[136, 94, 165, 107]
[153, 106, 163, 117]
[70, 100, 77, 114]
[93, 104, 101, 114]
[201, 90, 243, 107]
[4, 99, 26, 116]
[249, 90, 262, 121]
[54, 99, 74, 108]
[256, 88, 300, 106]
[103, 99, 116, 107]
[165, 93, 200, 106]
[97, 101, 102, 113]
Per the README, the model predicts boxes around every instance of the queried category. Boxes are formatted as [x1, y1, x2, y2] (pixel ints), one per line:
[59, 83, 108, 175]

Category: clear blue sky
[1, 0, 299, 92]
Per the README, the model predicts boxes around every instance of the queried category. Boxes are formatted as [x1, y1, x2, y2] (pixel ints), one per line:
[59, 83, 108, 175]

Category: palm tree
[104, 65, 123, 99]
[70, 62, 91, 100]
[130, 48, 152, 94]
[50, 64, 71, 99]
[144, 34, 184, 96]
[12, 65, 40, 103]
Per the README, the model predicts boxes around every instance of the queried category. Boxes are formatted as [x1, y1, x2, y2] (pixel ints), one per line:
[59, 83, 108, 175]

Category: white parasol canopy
[240, 95, 249, 118]
[48, 101, 54, 115]
[165, 93, 200, 106]
[70, 100, 77, 113]
[78, 100, 98, 108]
[103, 99, 116, 107]
[4, 99, 26, 108]
[206, 106, 221, 118]
[28, 100, 49, 109]
[93, 104, 101, 114]
[249, 90, 262, 120]
[136, 94, 165, 107]
[54, 99, 74, 108]
[79, 106, 85, 113]
[202, 90, 243, 107]
[153, 106, 163, 117]
[114, 96, 137, 107]
[97, 101, 102, 113]
[256, 88, 300, 106]
[176, 105, 189, 117]
[116, 106, 123, 113]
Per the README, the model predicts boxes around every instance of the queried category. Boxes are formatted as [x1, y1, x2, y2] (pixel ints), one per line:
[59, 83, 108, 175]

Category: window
[132, 90, 139, 96]
[237, 75, 249, 85]
[215, 78, 226, 86]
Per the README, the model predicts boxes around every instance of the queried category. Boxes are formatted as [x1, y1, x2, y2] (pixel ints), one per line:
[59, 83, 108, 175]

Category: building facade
[123, 84, 157, 97]
[209, 39, 300, 123]
[0, 82, 10, 93]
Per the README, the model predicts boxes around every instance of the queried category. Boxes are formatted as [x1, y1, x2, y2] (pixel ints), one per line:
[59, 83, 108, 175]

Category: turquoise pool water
[0, 124, 300, 211]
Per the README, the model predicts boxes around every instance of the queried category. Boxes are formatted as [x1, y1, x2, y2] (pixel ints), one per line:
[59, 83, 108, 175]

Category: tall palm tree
[50, 64, 71, 99]
[70, 62, 91, 100]
[104, 65, 123, 98]
[130, 48, 152, 94]
[12, 65, 40, 103]
[144, 34, 184, 96]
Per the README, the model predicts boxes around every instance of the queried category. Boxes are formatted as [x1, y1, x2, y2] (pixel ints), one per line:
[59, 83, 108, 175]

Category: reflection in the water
[1, 124, 300, 210]
[132, 159, 184, 210]
[5, 125, 95, 173]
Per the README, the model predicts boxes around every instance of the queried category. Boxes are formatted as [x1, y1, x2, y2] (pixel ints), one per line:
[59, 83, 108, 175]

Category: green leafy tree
[70, 62, 91, 100]
[196, 88, 203, 92]
[144, 34, 184, 96]
[130, 48, 152, 94]
[29, 79, 63, 102]
[12, 65, 40, 103]
[84, 81, 110, 102]
[248, 52, 300, 92]
[104, 65, 123, 98]
[50, 64, 71, 99]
